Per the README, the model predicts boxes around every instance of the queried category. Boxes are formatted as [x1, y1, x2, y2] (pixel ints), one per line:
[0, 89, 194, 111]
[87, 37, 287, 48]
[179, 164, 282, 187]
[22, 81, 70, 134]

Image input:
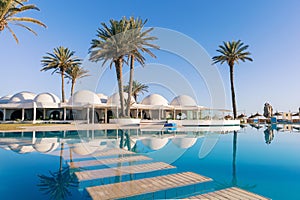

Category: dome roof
[70, 141, 99, 155]
[172, 137, 197, 149]
[0, 95, 12, 103]
[141, 94, 168, 106]
[34, 93, 60, 103]
[9, 91, 36, 103]
[107, 92, 136, 106]
[32, 138, 59, 153]
[97, 93, 108, 103]
[69, 90, 101, 105]
[8, 144, 35, 154]
[170, 95, 197, 106]
[141, 138, 169, 150]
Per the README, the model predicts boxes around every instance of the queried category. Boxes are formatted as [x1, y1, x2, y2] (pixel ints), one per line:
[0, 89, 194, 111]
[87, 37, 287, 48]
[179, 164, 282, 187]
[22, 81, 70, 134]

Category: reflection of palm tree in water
[37, 142, 78, 200]
[264, 127, 274, 144]
[217, 131, 256, 190]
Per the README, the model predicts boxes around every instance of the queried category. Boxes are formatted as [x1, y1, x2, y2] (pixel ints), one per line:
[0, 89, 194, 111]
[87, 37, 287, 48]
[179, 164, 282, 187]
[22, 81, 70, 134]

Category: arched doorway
[107, 110, 113, 123]
[11, 110, 24, 120]
[0, 111, 3, 121]
[49, 110, 61, 120]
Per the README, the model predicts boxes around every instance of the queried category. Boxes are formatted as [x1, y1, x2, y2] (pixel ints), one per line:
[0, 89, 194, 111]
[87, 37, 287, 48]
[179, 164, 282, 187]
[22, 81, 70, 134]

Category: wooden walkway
[186, 187, 270, 200]
[86, 172, 212, 200]
[69, 155, 151, 168]
[75, 162, 175, 181]
[91, 148, 135, 157]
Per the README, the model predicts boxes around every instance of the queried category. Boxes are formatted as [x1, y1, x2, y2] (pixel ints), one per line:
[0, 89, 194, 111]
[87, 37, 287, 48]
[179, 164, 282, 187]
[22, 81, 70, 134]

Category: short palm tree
[65, 65, 89, 97]
[124, 80, 149, 102]
[125, 17, 158, 116]
[89, 17, 132, 117]
[41, 46, 82, 102]
[0, 0, 46, 43]
[212, 40, 253, 119]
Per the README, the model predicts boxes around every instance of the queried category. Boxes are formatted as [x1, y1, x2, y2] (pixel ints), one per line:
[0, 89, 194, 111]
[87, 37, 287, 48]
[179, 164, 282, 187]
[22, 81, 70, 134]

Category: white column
[104, 108, 107, 124]
[116, 107, 119, 119]
[92, 106, 95, 124]
[87, 107, 90, 124]
[33, 103, 37, 124]
[136, 108, 138, 118]
[158, 108, 161, 120]
[21, 108, 25, 121]
[43, 109, 46, 120]
[63, 108, 67, 121]
[173, 109, 176, 120]
[3, 109, 6, 121]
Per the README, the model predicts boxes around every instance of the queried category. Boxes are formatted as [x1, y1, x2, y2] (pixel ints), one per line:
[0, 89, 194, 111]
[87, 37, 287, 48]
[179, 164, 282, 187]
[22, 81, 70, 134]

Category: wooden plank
[86, 172, 212, 200]
[75, 162, 175, 181]
[186, 187, 270, 200]
[69, 155, 151, 168]
[91, 148, 135, 157]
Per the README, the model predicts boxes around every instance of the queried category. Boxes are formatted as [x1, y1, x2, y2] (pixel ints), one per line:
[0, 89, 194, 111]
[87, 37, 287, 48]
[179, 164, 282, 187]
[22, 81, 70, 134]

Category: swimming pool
[0, 125, 299, 199]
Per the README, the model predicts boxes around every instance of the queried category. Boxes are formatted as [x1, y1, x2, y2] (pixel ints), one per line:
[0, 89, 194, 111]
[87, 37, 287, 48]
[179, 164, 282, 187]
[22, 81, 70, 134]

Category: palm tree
[212, 40, 253, 119]
[89, 18, 130, 117]
[41, 46, 82, 102]
[124, 17, 158, 116]
[0, 0, 46, 43]
[37, 142, 78, 200]
[124, 80, 149, 102]
[65, 65, 89, 97]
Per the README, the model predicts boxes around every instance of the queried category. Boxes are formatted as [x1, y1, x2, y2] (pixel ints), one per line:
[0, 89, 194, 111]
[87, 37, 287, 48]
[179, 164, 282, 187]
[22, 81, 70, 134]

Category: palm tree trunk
[59, 142, 64, 172]
[229, 64, 237, 119]
[61, 70, 65, 103]
[126, 54, 134, 117]
[232, 131, 237, 186]
[71, 80, 75, 97]
[115, 58, 126, 117]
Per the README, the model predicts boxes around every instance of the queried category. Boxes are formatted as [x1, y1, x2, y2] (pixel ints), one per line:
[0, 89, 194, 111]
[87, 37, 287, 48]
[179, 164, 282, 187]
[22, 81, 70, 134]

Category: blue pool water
[0, 126, 299, 199]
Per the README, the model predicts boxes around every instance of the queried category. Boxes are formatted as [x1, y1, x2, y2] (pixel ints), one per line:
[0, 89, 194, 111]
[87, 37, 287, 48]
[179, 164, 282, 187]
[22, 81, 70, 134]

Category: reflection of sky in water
[0, 127, 300, 199]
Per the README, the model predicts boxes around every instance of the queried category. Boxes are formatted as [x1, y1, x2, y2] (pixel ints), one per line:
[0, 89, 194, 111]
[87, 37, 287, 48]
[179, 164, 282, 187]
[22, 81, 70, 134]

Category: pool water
[0, 126, 299, 199]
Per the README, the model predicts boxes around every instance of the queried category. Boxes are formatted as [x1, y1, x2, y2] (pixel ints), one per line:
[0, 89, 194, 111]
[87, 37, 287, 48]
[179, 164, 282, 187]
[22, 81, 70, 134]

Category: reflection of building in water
[264, 128, 274, 144]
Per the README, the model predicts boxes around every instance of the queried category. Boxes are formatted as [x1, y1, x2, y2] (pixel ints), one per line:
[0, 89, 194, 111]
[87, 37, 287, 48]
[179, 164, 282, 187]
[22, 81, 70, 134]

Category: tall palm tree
[89, 18, 130, 117]
[65, 65, 89, 97]
[124, 80, 149, 102]
[0, 0, 46, 43]
[212, 40, 252, 119]
[41, 46, 82, 102]
[125, 17, 159, 116]
[37, 142, 78, 200]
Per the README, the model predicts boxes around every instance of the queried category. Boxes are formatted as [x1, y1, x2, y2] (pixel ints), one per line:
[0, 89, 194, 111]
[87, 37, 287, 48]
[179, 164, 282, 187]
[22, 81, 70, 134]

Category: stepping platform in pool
[66, 148, 136, 161]
[185, 187, 270, 200]
[86, 172, 212, 200]
[75, 162, 175, 181]
[68, 155, 151, 168]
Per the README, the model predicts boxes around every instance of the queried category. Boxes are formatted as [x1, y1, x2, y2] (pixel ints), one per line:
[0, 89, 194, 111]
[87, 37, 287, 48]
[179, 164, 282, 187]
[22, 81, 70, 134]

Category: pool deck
[185, 187, 270, 200]
[69, 148, 270, 200]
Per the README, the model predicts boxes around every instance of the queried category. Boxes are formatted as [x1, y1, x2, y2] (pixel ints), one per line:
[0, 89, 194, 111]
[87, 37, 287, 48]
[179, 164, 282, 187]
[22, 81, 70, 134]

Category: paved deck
[186, 187, 270, 200]
[68, 155, 151, 168]
[86, 172, 212, 200]
[75, 162, 175, 181]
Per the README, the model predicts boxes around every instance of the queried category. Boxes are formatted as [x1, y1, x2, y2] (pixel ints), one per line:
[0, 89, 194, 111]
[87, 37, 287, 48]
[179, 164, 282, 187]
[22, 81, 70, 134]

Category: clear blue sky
[1, 0, 300, 115]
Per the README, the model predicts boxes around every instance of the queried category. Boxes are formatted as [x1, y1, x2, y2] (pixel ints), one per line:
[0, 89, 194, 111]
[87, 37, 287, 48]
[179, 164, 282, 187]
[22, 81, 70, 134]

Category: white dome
[172, 138, 197, 149]
[0, 95, 12, 103]
[141, 94, 168, 106]
[34, 93, 60, 103]
[8, 144, 35, 154]
[141, 138, 169, 150]
[69, 90, 101, 105]
[70, 141, 99, 155]
[9, 91, 36, 103]
[97, 93, 108, 103]
[107, 92, 136, 106]
[32, 138, 59, 153]
[170, 95, 197, 106]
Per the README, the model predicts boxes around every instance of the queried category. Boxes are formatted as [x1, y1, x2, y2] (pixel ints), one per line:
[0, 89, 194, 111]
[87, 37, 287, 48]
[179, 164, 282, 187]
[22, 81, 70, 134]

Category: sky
[1, 0, 300, 115]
